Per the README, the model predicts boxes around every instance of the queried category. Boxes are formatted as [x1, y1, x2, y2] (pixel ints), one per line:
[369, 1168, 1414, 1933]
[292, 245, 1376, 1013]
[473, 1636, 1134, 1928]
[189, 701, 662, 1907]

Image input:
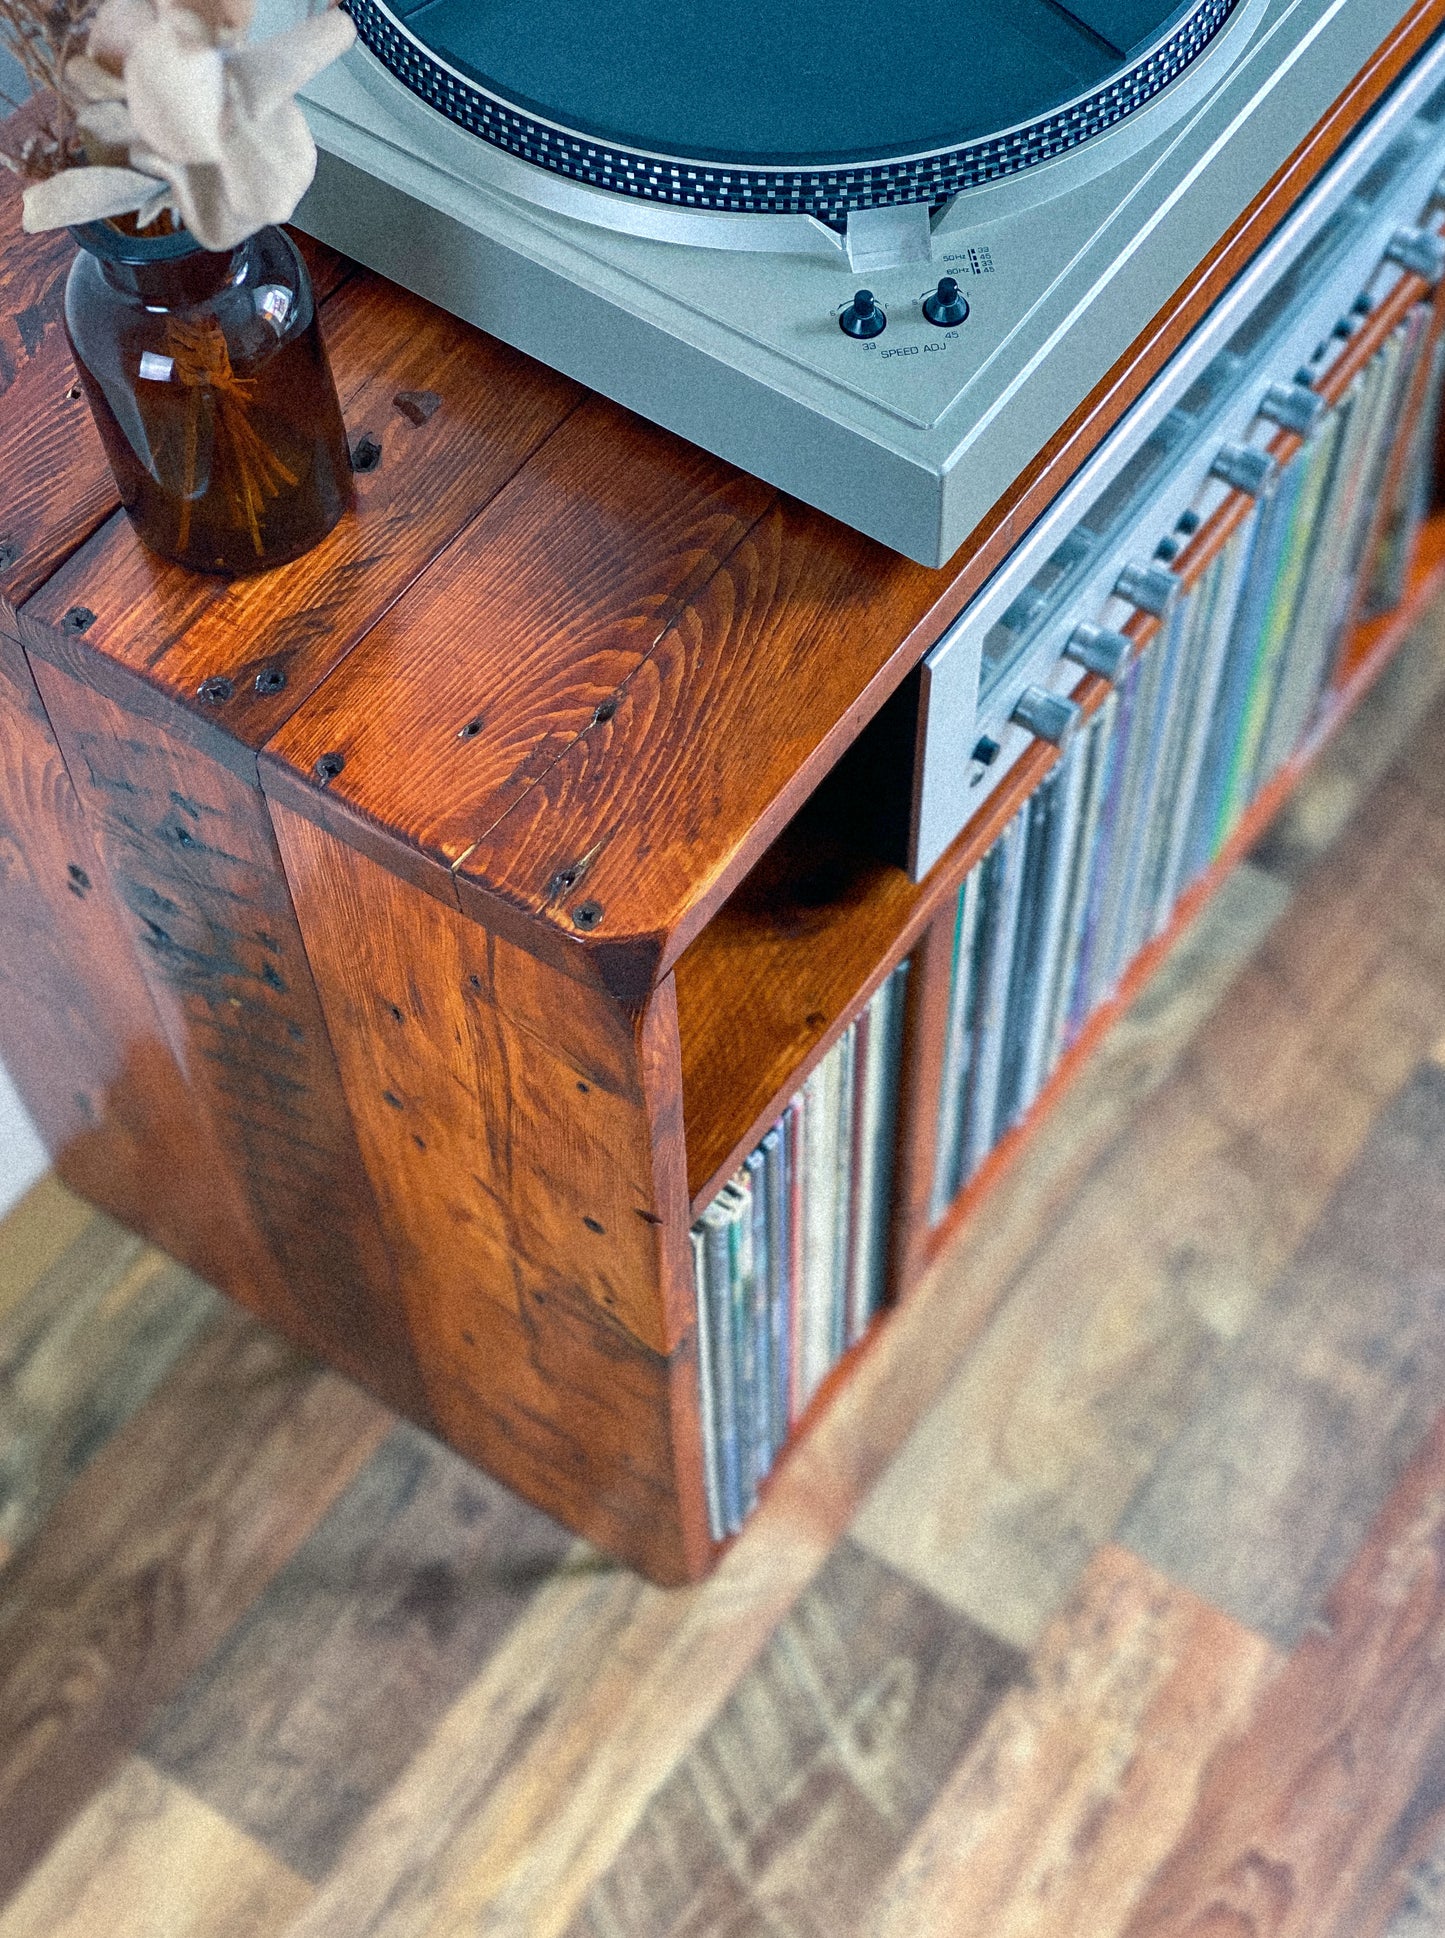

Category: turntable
[259, 0, 1425, 563]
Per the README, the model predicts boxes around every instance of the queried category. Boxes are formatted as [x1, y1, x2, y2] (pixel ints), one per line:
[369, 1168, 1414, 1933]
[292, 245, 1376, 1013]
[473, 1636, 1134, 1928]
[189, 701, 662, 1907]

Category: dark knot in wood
[393, 389, 442, 426]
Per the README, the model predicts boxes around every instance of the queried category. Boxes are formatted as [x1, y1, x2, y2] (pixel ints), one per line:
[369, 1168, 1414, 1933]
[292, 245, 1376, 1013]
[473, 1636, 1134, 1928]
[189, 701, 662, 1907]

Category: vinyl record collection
[933, 298, 1441, 1218]
[691, 961, 909, 1539]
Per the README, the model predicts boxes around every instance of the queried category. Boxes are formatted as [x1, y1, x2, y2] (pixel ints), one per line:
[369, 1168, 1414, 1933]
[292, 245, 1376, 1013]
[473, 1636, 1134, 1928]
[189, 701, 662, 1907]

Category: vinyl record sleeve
[690, 1223, 726, 1541]
[961, 813, 1030, 1179]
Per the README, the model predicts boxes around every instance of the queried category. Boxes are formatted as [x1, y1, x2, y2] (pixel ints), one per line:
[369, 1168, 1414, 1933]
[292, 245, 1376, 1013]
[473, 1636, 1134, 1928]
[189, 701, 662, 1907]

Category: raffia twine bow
[167, 311, 298, 553]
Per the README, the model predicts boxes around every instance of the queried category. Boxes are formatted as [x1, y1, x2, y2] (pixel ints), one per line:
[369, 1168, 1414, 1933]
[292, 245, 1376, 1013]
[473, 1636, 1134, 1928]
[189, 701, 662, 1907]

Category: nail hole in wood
[197, 676, 233, 706]
[583, 1217, 605, 1235]
[350, 434, 383, 473]
[382, 1089, 404, 1110]
[458, 716, 484, 741]
[593, 698, 618, 725]
[254, 666, 288, 695]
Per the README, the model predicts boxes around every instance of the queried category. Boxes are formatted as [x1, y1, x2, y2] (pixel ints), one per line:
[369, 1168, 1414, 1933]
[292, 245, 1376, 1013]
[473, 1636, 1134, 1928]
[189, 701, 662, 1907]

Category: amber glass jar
[65, 221, 354, 576]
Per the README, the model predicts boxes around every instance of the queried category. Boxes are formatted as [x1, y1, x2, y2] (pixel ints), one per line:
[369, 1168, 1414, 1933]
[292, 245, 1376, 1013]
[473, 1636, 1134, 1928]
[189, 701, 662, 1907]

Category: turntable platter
[347, 0, 1237, 213]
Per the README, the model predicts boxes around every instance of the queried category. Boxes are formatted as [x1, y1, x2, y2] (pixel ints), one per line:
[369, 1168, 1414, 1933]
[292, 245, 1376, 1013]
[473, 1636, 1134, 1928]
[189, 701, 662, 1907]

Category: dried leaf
[226, 6, 352, 121]
[21, 158, 165, 227]
[125, 23, 226, 163]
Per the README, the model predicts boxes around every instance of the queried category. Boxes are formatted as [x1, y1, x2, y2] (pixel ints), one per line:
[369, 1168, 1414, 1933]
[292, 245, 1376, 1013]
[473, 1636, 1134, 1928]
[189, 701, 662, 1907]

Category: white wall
[0, 1062, 48, 1218]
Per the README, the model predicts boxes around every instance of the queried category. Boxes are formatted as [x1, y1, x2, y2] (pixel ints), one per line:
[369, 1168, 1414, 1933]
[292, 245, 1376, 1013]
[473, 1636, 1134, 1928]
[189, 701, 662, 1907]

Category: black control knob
[840, 289, 886, 339]
[923, 276, 969, 327]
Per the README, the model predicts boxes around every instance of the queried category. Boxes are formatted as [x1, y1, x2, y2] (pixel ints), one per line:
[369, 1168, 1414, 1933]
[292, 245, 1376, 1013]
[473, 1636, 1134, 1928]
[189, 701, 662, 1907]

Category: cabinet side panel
[0, 630, 270, 1285]
[26, 653, 429, 1423]
[266, 794, 710, 1583]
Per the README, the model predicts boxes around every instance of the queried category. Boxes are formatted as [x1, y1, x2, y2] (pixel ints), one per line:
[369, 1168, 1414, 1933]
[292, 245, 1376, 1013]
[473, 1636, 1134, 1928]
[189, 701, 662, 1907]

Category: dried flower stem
[168, 314, 299, 556]
[0, 0, 97, 178]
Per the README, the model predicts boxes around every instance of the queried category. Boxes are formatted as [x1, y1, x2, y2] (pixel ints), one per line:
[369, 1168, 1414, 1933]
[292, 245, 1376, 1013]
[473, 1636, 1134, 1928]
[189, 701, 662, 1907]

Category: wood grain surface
[0, 1306, 389, 1903]
[865, 1546, 1279, 1938]
[1123, 1058, 1445, 1646]
[264, 798, 709, 1581]
[0, 631, 267, 1285]
[0, 1758, 312, 1938]
[0, 1177, 93, 1334]
[24, 659, 429, 1419]
[18, 276, 583, 753]
[564, 1537, 1024, 1938]
[1120, 1402, 1445, 1938]
[143, 1422, 572, 1881]
[0, 1207, 218, 1567]
[0, 126, 117, 625]
[263, 398, 773, 877]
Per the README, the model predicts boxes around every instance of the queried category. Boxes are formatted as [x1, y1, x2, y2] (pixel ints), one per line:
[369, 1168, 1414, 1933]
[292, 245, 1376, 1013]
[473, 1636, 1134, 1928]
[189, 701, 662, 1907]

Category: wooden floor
[7, 607, 1445, 1938]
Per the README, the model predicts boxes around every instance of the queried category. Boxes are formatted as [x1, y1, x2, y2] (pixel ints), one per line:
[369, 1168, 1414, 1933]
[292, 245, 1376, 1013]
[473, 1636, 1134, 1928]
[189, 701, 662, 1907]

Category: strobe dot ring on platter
[342, 0, 1242, 219]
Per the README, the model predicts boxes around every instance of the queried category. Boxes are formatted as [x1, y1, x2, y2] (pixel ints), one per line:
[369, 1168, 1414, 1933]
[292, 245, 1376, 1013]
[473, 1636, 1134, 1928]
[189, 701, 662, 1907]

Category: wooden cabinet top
[5, 0, 1441, 1002]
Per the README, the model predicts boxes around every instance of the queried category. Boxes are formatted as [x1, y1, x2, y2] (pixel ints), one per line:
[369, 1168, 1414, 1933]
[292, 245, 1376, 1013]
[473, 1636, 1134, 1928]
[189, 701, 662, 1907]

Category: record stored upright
[4, 3, 1445, 1583]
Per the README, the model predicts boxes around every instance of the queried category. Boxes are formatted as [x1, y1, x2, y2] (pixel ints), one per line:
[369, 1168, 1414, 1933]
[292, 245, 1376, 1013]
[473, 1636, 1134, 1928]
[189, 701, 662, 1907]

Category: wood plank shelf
[5, 0, 1445, 1584]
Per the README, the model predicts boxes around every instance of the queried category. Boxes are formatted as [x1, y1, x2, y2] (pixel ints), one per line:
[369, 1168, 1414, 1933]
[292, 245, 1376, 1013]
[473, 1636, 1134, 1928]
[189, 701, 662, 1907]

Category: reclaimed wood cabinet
[4, 3, 1445, 1583]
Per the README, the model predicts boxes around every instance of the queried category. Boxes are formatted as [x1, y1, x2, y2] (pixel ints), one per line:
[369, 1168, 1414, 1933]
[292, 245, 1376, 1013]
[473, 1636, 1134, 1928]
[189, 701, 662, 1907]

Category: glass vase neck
[71, 221, 251, 306]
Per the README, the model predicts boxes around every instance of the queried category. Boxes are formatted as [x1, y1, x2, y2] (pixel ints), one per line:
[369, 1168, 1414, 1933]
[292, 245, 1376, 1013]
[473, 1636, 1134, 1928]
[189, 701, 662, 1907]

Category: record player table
[4, 0, 1445, 1584]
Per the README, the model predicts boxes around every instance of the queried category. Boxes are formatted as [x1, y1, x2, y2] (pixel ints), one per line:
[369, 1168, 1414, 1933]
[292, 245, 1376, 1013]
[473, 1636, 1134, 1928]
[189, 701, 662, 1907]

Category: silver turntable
[261, 0, 1425, 563]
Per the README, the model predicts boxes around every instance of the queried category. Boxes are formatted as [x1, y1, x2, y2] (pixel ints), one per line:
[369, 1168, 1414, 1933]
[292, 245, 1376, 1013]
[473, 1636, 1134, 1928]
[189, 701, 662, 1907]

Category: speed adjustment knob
[923, 276, 969, 326]
[840, 289, 886, 339]
[1012, 685, 1081, 749]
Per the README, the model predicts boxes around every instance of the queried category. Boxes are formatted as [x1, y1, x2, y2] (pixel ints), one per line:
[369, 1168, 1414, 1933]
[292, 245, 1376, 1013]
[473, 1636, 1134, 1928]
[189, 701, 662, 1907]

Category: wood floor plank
[1, 1219, 220, 1568]
[852, 1037, 1366, 1650]
[864, 1545, 1278, 1938]
[1249, 598, 1445, 889]
[278, 1552, 652, 1938]
[0, 1177, 92, 1332]
[0, 1757, 312, 1938]
[1122, 1059, 1445, 1647]
[0, 1308, 390, 1906]
[1238, 778, 1445, 1112]
[1378, 1818, 1445, 1938]
[283, 1505, 837, 1938]
[1321, 1710, 1445, 1938]
[564, 1538, 1025, 1938]
[144, 1422, 573, 1882]
[1118, 1402, 1445, 1938]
